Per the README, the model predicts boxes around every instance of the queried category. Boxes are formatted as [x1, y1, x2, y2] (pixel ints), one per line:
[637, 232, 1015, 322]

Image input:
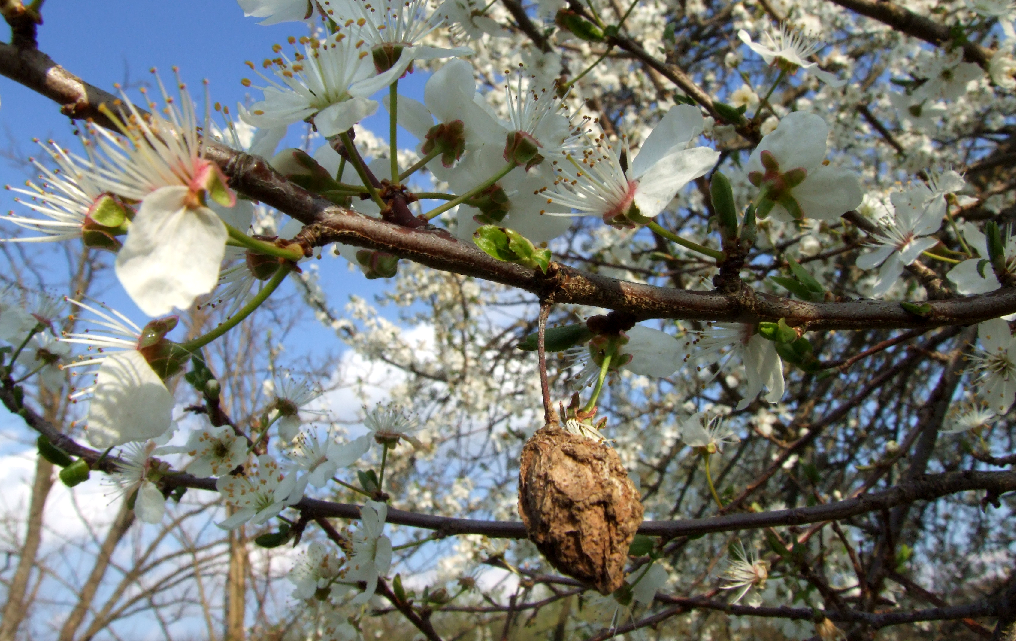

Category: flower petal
[747, 112, 828, 174]
[135, 481, 167, 523]
[87, 350, 174, 448]
[790, 165, 863, 222]
[313, 97, 379, 137]
[629, 105, 706, 179]
[115, 189, 228, 317]
[633, 147, 720, 218]
[623, 326, 682, 378]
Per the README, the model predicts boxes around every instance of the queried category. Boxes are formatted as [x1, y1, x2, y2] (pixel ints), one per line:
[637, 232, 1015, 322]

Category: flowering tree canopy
[1, 0, 1016, 639]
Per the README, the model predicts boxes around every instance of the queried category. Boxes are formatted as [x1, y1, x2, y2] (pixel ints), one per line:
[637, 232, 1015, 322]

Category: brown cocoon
[518, 423, 644, 594]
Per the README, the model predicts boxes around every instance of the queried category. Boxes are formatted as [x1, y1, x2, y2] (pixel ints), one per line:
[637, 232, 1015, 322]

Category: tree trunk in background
[57, 500, 134, 641]
[0, 455, 54, 641]
[225, 519, 248, 641]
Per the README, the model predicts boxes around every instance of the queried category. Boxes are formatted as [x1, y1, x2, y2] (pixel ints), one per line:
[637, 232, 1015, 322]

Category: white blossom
[680, 411, 740, 454]
[157, 424, 249, 477]
[720, 539, 768, 605]
[289, 541, 343, 599]
[106, 441, 167, 524]
[969, 318, 1016, 413]
[345, 500, 392, 604]
[738, 23, 846, 87]
[684, 323, 785, 409]
[216, 454, 306, 529]
[237, 0, 314, 24]
[747, 112, 862, 223]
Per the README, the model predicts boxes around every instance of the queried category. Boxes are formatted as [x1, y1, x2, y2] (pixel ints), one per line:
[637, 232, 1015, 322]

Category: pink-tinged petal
[630, 105, 706, 179]
[313, 97, 379, 137]
[87, 350, 174, 448]
[633, 147, 720, 218]
[790, 165, 863, 222]
[747, 112, 828, 174]
[115, 188, 228, 316]
[948, 259, 1000, 295]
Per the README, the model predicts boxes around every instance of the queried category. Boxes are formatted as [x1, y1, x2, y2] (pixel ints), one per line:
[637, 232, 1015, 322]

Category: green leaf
[554, 9, 604, 41]
[59, 459, 91, 487]
[802, 462, 820, 484]
[713, 101, 746, 125]
[393, 573, 407, 602]
[628, 535, 655, 557]
[900, 302, 932, 317]
[765, 530, 792, 559]
[977, 258, 991, 278]
[775, 337, 820, 372]
[787, 257, 824, 293]
[770, 276, 817, 301]
[710, 172, 738, 241]
[473, 225, 515, 262]
[358, 469, 380, 494]
[505, 228, 551, 273]
[474, 226, 552, 273]
[895, 543, 913, 569]
[37, 435, 73, 467]
[986, 221, 1006, 275]
[255, 524, 292, 548]
[517, 323, 595, 352]
[758, 319, 797, 343]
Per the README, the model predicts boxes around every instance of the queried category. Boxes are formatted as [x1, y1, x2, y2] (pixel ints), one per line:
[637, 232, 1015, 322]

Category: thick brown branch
[2, 41, 1016, 329]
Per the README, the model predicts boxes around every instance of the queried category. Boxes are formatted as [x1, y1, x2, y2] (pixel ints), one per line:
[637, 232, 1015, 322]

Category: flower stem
[5, 323, 43, 376]
[423, 162, 516, 221]
[645, 220, 725, 261]
[751, 68, 789, 122]
[389, 80, 400, 187]
[12, 361, 51, 385]
[703, 452, 724, 509]
[224, 224, 304, 261]
[413, 192, 456, 200]
[337, 132, 386, 210]
[559, 48, 612, 93]
[583, 353, 612, 413]
[392, 533, 442, 551]
[945, 205, 973, 258]
[399, 149, 442, 182]
[921, 250, 961, 264]
[332, 476, 374, 498]
[180, 265, 291, 352]
[377, 443, 390, 492]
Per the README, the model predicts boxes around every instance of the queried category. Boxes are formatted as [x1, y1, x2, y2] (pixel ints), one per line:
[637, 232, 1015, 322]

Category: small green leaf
[504, 228, 551, 273]
[977, 258, 991, 278]
[713, 101, 746, 125]
[358, 469, 380, 494]
[770, 276, 816, 301]
[628, 535, 655, 557]
[59, 459, 91, 487]
[37, 435, 73, 467]
[255, 524, 292, 548]
[473, 225, 514, 262]
[764, 530, 792, 559]
[802, 462, 820, 484]
[393, 573, 407, 602]
[517, 324, 595, 352]
[900, 302, 932, 317]
[895, 543, 913, 569]
[986, 221, 1006, 275]
[758, 319, 797, 343]
[554, 9, 604, 41]
[710, 172, 738, 241]
[787, 257, 824, 293]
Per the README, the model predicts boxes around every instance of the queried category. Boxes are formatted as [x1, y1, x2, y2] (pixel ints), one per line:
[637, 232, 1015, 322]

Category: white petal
[384, 93, 434, 140]
[217, 507, 257, 530]
[87, 351, 174, 448]
[633, 147, 720, 218]
[871, 255, 905, 297]
[313, 97, 379, 137]
[134, 481, 167, 523]
[115, 188, 228, 316]
[350, 55, 416, 98]
[898, 236, 939, 266]
[947, 259, 999, 295]
[978, 317, 1013, 354]
[331, 434, 372, 467]
[630, 105, 706, 179]
[856, 244, 895, 270]
[623, 326, 682, 378]
[747, 112, 828, 174]
[962, 221, 990, 258]
[790, 166, 863, 221]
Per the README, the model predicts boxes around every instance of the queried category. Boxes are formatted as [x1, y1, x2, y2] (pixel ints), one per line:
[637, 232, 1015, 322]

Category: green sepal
[59, 459, 91, 487]
[37, 435, 73, 467]
[977, 258, 991, 278]
[88, 195, 128, 228]
[393, 573, 407, 602]
[255, 524, 292, 548]
[473, 225, 551, 273]
[358, 469, 380, 494]
[713, 101, 747, 125]
[517, 323, 595, 352]
[787, 257, 824, 293]
[757, 319, 797, 343]
[900, 302, 933, 317]
[710, 172, 738, 242]
[628, 534, 655, 557]
[554, 9, 604, 41]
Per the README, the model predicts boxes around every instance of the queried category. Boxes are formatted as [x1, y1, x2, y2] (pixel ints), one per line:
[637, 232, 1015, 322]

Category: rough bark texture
[518, 424, 643, 594]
